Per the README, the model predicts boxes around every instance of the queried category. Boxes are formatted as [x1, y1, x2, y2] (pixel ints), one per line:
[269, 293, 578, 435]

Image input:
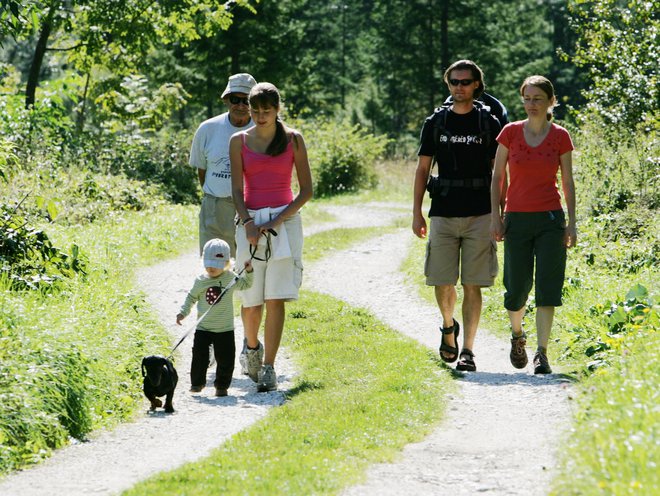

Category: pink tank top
[241, 135, 295, 210]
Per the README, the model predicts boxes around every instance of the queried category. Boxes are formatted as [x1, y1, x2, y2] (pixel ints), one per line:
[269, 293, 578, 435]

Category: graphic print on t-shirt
[211, 156, 231, 180]
[437, 134, 484, 146]
[206, 285, 223, 305]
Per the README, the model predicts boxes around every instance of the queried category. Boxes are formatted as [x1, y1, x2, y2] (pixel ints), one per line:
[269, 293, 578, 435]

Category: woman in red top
[230, 82, 313, 392]
[490, 75, 576, 375]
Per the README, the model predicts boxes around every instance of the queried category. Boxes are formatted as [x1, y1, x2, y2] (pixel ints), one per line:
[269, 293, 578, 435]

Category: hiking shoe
[215, 388, 228, 397]
[189, 385, 204, 393]
[510, 332, 528, 369]
[257, 364, 277, 392]
[533, 350, 553, 374]
[238, 338, 249, 375]
[246, 342, 264, 383]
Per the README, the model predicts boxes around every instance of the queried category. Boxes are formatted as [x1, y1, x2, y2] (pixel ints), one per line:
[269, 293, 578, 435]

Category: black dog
[141, 355, 178, 413]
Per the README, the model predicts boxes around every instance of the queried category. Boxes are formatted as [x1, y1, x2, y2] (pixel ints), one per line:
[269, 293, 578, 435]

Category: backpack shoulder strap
[473, 100, 494, 149]
[430, 104, 452, 170]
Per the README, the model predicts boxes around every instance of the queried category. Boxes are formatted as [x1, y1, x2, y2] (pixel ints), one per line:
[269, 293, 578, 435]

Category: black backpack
[426, 101, 496, 197]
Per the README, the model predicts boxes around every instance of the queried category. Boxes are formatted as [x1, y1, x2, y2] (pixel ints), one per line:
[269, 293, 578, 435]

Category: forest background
[0, 0, 658, 493]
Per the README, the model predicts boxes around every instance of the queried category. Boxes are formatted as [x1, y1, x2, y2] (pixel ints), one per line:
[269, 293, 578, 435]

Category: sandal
[439, 319, 460, 363]
[456, 348, 476, 372]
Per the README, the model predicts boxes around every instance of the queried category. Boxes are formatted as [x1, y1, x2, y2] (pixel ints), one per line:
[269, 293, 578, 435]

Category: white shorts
[235, 211, 304, 306]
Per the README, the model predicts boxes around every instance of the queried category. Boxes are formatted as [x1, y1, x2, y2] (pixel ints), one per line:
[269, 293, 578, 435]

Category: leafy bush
[573, 116, 659, 218]
[0, 136, 18, 181]
[568, 0, 659, 134]
[1, 72, 199, 220]
[0, 200, 87, 291]
[302, 120, 390, 197]
[87, 129, 199, 205]
[561, 285, 658, 372]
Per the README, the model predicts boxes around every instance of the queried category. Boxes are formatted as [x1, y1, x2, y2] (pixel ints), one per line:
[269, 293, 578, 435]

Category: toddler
[176, 239, 253, 396]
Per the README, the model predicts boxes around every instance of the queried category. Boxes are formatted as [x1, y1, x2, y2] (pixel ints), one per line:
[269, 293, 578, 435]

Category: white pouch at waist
[249, 205, 291, 260]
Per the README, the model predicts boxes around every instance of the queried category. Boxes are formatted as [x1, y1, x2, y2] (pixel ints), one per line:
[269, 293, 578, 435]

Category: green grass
[124, 291, 452, 495]
[550, 330, 659, 495]
[0, 204, 197, 473]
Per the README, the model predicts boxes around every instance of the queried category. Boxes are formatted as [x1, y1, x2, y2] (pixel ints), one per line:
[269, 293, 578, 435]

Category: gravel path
[0, 202, 572, 495]
[305, 228, 573, 496]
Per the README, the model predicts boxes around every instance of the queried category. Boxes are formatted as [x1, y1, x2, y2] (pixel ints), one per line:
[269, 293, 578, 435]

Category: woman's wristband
[242, 217, 254, 226]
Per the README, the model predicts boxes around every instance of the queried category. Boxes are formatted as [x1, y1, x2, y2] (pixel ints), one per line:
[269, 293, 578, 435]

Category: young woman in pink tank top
[229, 82, 313, 392]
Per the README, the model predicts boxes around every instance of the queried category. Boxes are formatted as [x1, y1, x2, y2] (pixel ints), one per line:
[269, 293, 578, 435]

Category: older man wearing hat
[189, 73, 257, 257]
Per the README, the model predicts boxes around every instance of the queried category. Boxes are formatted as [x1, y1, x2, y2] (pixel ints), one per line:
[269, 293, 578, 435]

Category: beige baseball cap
[202, 239, 231, 269]
[221, 73, 257, 98]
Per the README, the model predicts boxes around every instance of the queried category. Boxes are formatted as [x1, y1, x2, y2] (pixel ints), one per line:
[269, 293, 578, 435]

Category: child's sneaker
[246, 341, 264, 383]
[257, 364, 277, 392]
[238, 338, 249, 375]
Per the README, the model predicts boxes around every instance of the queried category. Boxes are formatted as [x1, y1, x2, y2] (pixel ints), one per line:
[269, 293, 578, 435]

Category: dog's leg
[149, 396, 163, 410]
[164, 390, 175, 413]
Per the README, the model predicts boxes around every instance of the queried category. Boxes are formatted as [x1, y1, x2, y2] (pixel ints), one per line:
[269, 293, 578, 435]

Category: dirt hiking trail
[0, 202, 572, 495]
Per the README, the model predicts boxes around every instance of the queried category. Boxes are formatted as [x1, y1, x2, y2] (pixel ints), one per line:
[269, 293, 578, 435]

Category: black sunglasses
[228, 95, 249, 105]
[449, 79, 475, 87]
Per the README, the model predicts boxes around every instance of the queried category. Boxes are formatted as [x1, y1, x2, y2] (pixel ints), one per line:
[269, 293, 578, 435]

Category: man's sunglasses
[449, 79, 475, 86]
[228, 95, 249, 105]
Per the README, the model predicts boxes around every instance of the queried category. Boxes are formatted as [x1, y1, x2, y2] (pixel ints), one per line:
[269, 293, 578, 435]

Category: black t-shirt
[418, 108, 501, 217]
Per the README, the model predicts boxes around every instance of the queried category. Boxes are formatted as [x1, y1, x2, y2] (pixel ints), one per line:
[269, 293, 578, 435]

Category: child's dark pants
[190, 329, 236, 390]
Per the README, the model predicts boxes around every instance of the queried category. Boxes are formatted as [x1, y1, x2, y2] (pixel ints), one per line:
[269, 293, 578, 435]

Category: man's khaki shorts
[425, 214, 498, 287]
[199, 195, 236, 256]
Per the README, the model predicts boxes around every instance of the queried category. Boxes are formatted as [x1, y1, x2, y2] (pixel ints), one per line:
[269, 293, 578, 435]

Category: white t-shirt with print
[189, 112, 252, 198]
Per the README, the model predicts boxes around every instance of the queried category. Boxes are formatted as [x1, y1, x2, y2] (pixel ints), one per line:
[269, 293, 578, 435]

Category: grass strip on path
[125, 291, 453, 495]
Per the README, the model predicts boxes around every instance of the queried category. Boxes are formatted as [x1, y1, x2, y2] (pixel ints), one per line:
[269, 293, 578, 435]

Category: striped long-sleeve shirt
[178, 270, 253, 332]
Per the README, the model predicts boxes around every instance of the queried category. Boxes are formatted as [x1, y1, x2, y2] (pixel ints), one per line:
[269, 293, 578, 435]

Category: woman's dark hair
[520, 75, 557, 121]
[443, 59, 485, 98]
[249, 82, 289, 156]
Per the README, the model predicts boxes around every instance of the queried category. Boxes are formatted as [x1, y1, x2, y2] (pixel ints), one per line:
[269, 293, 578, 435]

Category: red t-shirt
[497, 121, 574, 212]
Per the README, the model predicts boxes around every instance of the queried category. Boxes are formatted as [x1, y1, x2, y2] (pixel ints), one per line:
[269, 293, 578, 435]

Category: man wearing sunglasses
[444, 91, 508, 129]
[190, 73, 258, 256]
[412, 60, 501, 372]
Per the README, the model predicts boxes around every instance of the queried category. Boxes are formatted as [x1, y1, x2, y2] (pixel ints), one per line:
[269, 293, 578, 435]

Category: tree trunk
[75, 72, 91, 134]
[25, 2, 59, 109]
[428, 0, 435, 109]
[440, 0, 449, 74]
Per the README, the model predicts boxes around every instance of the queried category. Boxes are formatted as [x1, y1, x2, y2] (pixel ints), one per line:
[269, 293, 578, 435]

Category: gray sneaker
[245, 342, 263, 383]
[238, 338, 248, 375]
[257, 364, 277, 392]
